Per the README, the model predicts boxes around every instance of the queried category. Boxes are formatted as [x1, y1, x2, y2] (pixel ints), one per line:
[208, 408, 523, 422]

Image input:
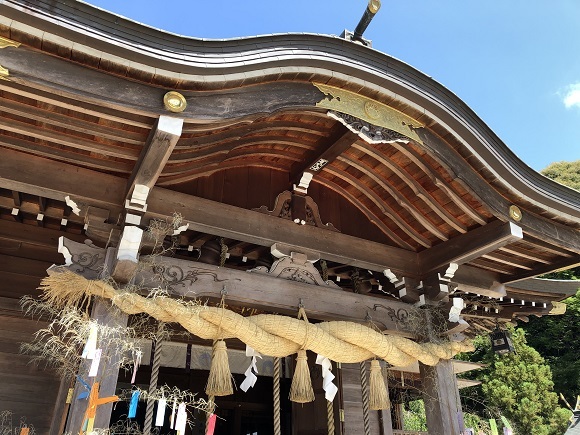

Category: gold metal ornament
[549, 301, 566, 315]
[0, 65, 10, 81]
[368, 0, 381, 14]
[0, 36, 20, 49]
[0, 37, 20, 81]
[509, 205, 522, 222]
[163, 91, 187, 113]
[313, 82, 424, 143]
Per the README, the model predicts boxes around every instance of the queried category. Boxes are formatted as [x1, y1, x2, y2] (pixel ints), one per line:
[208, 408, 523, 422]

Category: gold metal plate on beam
[0, 65, 10, 81]
[163, 91, 187, 113]
[0, 36, 21, 49]
[313, 82, 424, 143]
[549, 301, 566, 315]
[509, 205, 522, 222]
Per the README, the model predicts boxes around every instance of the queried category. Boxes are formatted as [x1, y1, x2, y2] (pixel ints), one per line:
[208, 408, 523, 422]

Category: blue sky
[85, 0, 580, 171]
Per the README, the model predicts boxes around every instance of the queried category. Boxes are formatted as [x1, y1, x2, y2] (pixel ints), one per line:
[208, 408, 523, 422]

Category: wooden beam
[145, 189, 418, 276]
[0, 150, 515, 289]
[0, 46, 324, 121]
[418, 220, 523, 277]
[290, 126, 359, 182]
[125, 115, 183, 198]
[0, 148, 124, 212]
[60, 238, 417, 334]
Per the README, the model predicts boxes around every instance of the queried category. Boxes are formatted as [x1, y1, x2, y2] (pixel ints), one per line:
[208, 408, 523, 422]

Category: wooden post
[64, 248, 128, 433]
[419, 358, 463, 434]
[417, 280, 464, 435]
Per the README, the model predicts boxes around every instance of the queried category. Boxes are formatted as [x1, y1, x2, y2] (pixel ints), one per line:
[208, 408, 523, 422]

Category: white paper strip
[155, 398, 166, 427]
[88, 348, 102, 377]
[174, 403, 187, 433]
[82, 324, 98, 359]
[241, 345, 262, 392]
[170, 401, 176, 430]
[131, 350, 142, 384]
[240, 366, 257, 392]
[316, 354, 338, 401]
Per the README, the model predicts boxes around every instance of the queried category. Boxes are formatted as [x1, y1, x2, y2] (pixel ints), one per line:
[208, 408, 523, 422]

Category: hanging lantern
[490, 326, 515, 355]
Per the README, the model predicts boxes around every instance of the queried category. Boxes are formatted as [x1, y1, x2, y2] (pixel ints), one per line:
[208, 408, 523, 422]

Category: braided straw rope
[39, 271, 473, 367]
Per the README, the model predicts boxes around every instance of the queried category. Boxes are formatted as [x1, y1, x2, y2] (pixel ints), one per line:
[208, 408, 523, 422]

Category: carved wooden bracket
[253, 190, 339, 232]
[249, 251, 339, 288]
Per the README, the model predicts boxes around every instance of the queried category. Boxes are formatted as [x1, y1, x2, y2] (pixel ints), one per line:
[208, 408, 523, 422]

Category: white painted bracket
[293, 172, 313, 194]
[125, 184, 150, 212]
[117, 226, 144, 262]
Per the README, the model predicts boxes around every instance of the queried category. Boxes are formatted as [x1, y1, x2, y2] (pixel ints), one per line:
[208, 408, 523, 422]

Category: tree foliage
[524, 161, 580, 401]
[523, 289, 580, 401]
[463, 327, 570, 435]
[540, 160, 580, 191]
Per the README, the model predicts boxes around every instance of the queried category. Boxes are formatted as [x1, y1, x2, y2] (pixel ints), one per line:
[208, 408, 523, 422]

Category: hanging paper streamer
[206, 413, 217, 435]
[500, 416, 513, 435]
[128, 390, 140, 419]
[170, 401, 176, 429]
[81, 323, 98, 359]
[75, 375, 91, 400]
[316, 354, 338, 401]
[88, 348, 102, 377]
[240, 345, 262, 392]
[174, 403, 187, 434]
[131, 350, 142, 384]
[155, 398, 167, 427]
[489, 419, 499, 435]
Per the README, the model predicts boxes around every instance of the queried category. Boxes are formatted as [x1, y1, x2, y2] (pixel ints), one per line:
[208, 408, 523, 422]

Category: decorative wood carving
[58, 237, 105, 280]
[314, 82, 424, 143]
[328, 110, 410, 143]
[253, 191, 340, 232]
[248, 252, 339, 288]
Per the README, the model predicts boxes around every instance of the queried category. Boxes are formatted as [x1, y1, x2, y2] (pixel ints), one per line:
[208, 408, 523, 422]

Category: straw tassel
[369, 360, 390, 410]
[290, 349, 315, 403]
[205, 340, 233, 396]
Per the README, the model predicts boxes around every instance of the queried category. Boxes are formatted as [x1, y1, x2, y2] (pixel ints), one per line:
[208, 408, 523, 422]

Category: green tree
[466, 327, 570, 435]
[540, 160, 580, 191]
[523, 289, 580, 401]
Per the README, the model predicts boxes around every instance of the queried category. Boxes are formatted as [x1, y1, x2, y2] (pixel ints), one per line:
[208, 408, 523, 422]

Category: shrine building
[0, 1, 579, 434]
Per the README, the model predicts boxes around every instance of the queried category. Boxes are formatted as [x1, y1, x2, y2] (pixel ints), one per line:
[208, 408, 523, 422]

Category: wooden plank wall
[342, 363, 384, 435]
[0, 299, 62, 434]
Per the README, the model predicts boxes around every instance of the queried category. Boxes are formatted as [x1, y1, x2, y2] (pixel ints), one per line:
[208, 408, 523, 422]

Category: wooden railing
[393, 430, 429, 435]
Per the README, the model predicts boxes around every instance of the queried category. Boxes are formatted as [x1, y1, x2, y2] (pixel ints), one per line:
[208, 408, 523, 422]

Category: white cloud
[563, 83, 580, 109]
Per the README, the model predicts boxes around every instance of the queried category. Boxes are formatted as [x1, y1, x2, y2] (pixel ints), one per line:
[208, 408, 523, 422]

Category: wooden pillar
[419, 359, 462, 434]
[391, 402, 404, 430]
[64, 248, 127, 433]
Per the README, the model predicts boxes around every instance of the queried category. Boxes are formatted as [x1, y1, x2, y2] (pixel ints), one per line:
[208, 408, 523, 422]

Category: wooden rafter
[388, 141, 487, 226]
[416, 128, 580, 253]
[417, 220, 523, 277]
[322, 167, 432, 248]
[354, 142, 468, 234]
[337, 154, 448, 240]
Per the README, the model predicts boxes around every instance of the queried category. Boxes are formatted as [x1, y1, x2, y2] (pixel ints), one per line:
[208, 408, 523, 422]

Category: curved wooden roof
[0, 0, 579, 294]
